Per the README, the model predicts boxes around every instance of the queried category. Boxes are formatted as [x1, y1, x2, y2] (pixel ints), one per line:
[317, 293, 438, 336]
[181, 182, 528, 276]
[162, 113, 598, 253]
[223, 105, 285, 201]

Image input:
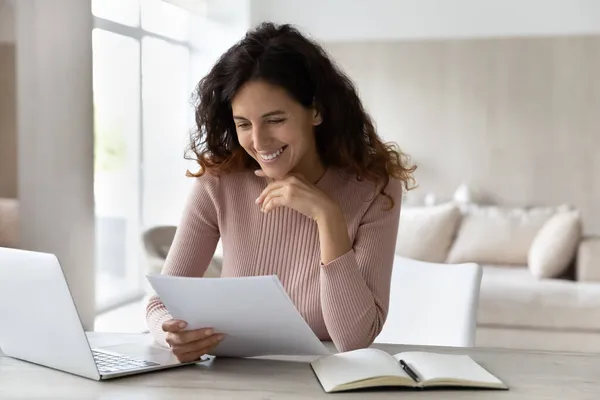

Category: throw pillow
[528, 210, 582, 279]
[395, 202, 461, 263]
[446, 204, 568, 266]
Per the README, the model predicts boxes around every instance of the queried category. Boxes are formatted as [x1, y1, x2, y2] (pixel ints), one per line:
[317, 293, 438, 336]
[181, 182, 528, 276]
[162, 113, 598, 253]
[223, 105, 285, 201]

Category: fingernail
[255, 197, 259, 204]
[178, 322, 187, 329]
[205, 329, 213, 336]
[217, 334, 225, 341]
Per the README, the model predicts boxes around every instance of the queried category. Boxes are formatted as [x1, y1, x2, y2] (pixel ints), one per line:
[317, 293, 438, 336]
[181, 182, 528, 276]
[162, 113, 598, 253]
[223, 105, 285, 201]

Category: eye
[236, 122, 251, 130]
[267, 118, 285, 125]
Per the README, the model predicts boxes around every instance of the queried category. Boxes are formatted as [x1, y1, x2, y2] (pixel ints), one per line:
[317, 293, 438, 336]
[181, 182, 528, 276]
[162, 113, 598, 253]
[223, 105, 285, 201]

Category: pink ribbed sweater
[146, 167, 402, 352]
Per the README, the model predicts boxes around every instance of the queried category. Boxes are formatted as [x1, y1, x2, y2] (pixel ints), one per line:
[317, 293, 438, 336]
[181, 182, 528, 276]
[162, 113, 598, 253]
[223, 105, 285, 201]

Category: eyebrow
[232, 110, 286, 120]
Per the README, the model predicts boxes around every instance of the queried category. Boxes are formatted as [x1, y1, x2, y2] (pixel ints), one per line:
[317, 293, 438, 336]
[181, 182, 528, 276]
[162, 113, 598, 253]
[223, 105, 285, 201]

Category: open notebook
[310, 348, 508, 393]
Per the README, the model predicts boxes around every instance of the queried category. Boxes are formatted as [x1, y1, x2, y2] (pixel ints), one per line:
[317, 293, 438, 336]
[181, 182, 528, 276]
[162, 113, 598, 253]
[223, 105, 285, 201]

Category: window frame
[92, 2, 199, 314]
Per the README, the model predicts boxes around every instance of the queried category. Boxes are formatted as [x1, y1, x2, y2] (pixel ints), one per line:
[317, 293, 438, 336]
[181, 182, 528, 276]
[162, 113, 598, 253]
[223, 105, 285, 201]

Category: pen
[399, 359, 420, 383]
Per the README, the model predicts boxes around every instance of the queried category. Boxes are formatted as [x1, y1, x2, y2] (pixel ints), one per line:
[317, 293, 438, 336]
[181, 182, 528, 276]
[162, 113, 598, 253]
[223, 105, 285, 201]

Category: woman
[146, 22, 416, 362]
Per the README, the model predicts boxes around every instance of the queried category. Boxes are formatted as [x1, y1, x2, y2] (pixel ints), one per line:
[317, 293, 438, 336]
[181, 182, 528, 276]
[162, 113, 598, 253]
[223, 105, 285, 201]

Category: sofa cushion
[576, 236, 600, 282]
[528, 210, 582, 279]
[447, 204, 567, 266]
[395, 202, 461, 263]
[478, 266, 600, 331]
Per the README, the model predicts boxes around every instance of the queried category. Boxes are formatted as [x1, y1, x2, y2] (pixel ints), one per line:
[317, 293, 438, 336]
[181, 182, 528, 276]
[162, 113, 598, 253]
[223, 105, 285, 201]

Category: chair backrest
[375, 256, 483, 347]
[142, 226, 177, 259]
[141, 225, 223, 278]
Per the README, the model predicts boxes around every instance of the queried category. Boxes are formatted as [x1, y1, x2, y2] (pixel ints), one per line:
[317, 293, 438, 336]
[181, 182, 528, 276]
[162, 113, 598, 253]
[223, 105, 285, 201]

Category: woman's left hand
[254, 170, 337, 221]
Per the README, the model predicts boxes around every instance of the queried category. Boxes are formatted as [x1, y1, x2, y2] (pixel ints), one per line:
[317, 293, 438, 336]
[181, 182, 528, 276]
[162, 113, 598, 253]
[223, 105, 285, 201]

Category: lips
[258, 145, 288, 162]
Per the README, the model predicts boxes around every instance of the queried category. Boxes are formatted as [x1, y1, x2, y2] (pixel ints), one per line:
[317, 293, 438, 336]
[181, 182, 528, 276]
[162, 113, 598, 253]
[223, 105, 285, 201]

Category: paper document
[146, 274, 331, 358]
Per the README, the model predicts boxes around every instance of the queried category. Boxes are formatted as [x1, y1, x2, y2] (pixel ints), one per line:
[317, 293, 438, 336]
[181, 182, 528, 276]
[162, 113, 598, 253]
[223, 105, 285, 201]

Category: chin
[260, 165, 291, 180]
[254, 145, 295, 180]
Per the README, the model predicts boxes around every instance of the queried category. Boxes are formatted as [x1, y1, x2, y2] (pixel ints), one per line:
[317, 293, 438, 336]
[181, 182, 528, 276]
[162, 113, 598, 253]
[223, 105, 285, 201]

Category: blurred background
[0, 0, 599, 352]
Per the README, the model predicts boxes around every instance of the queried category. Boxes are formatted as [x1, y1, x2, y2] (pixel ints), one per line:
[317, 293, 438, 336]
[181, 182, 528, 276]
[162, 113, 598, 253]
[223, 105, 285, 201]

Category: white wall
[327, 37, 600, 234]
[15, 0, 96, 329]
[192, 0, 253, 65]
[200, 0, 253, 53]
[0, 0, 15, 43]
[251, 0, 600, 41]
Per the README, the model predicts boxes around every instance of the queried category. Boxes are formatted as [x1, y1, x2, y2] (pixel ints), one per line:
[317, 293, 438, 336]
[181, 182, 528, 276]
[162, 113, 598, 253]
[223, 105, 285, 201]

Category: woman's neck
[292, 155, 326, 184]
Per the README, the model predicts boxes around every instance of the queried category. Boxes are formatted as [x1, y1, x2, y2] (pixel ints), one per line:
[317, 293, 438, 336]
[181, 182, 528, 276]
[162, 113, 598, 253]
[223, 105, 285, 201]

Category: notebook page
[392, 352, 504, 385]
[312, 348, 409, 389]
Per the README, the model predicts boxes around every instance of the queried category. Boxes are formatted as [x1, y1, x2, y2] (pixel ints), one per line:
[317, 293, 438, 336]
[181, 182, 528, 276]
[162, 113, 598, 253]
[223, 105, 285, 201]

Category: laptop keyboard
[92, 349, 160, 374]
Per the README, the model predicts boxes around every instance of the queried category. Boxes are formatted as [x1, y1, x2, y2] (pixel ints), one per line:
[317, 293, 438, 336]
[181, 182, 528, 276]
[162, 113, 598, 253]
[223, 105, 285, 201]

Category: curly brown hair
[186, 22, 416, 207]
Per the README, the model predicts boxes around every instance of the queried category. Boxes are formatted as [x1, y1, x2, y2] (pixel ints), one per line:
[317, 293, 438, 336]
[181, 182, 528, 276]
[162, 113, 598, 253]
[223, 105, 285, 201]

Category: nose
[252, 124, 272, 149]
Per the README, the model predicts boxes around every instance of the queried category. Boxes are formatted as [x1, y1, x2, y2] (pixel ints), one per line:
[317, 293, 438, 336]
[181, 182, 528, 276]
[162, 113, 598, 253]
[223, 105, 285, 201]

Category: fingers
[255, 181, 285, 205]
[161, 320, 226, 362]
[261, 192, 285, 213]
[255, 175, 308, 214]
[170, 334, 224, 358]
[174, 345, 216, 363]
[165, 327, 215, 347]
[260, 187, 283, 208]
[176, 351, 205, 363]
[256, 175, 301, 205]
[162, 319, 187, 333]
[171, 334, 225, 363]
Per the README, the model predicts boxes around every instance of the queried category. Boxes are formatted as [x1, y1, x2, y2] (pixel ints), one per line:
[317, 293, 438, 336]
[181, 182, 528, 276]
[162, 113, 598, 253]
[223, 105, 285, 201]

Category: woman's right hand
[162, 319, 225, 363]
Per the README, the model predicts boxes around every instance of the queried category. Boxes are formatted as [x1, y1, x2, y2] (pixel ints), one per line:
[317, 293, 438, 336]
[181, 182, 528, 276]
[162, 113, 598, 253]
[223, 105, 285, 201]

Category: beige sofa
[395, 201, 600, 353]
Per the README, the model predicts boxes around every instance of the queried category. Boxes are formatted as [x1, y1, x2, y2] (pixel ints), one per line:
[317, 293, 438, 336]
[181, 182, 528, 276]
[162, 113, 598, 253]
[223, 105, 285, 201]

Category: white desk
[1, 333, 599, 399]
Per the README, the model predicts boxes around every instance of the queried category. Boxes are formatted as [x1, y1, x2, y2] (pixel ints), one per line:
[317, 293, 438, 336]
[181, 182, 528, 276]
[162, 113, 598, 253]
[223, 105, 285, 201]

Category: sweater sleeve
[145, 173, 221, 347]
[319, 178, 402, 352]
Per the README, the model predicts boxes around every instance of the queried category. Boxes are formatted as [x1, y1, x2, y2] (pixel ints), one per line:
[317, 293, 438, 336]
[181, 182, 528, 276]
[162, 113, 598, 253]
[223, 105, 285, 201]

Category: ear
[312, 106, 323, 126]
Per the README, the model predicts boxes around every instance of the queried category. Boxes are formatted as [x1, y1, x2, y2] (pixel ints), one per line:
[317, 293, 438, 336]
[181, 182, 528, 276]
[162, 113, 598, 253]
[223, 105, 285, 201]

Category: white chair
[375, 255, 483, 347]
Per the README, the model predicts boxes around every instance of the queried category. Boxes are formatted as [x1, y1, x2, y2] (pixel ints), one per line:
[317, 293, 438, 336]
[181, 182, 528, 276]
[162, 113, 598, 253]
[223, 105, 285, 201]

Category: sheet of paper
[146, 274, 331, 357]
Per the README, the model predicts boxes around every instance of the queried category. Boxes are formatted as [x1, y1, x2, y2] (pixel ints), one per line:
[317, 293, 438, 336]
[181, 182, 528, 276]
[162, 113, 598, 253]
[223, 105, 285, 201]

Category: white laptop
[0, 247, 195, 380]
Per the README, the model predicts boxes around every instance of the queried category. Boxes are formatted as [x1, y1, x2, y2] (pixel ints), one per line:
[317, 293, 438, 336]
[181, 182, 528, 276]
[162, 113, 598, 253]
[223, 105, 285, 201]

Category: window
[141, 37, 191, 227]
[141, 0, 190, 41]
[92, 0, 201, 313]
[92, 0, 140, 27]
[92, 29, 142, 312]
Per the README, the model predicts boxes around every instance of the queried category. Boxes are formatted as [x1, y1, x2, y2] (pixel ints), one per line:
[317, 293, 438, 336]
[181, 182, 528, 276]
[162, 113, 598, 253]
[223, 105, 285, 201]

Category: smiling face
[231, 80, 324, 182]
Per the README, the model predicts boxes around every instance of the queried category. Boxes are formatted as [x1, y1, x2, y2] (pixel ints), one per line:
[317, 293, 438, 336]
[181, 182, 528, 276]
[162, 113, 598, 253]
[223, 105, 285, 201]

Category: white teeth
[259, 147, 284, 161]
